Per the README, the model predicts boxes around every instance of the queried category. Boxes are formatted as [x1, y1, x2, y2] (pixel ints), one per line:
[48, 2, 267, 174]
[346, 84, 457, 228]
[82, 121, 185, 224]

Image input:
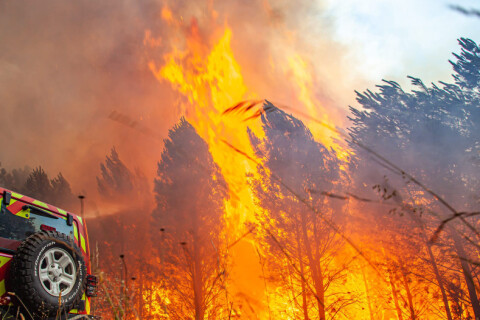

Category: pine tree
[96, 146, 151, 205]
[348, 38, 480, 319]
[97, 147, 134, 198]
[21, 167, 75, 209]
[0, 163, 31, 191]
[249, 102, 347, 320]
[23, 166, 53, 201]
[152, 117, 228, 320]
[451, 38, 480, 90]
[50, 172, 75, 208]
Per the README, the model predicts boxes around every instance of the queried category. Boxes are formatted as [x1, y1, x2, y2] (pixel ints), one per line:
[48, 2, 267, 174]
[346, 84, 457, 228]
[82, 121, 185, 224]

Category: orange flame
[145, 6, 357, 320]
[149, 18, 264, 230]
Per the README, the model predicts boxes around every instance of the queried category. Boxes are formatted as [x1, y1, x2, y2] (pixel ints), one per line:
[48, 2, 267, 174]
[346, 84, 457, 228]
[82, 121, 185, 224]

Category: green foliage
[348, 37, 480, 318]
[348, 38, 480, 210]
[451, 38, 480, 90]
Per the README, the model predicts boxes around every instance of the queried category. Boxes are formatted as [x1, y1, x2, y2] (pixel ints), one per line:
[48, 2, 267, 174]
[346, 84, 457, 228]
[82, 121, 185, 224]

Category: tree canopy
[152, 117, 229, 320]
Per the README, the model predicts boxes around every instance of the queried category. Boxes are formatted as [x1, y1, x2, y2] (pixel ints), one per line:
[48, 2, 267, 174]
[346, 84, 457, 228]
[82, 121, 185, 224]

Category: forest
[1, 35, 480, 320]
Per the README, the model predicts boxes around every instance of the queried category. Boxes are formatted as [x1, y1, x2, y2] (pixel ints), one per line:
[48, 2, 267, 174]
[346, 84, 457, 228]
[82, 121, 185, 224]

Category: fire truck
[0, 188, 98, 319]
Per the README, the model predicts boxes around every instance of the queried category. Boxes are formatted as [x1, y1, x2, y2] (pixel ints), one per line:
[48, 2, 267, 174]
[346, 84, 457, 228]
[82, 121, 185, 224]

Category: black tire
[10, 231, 87, 318]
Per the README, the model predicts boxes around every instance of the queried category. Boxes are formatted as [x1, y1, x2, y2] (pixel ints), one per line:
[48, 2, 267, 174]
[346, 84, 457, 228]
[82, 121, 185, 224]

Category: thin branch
[221, 139, 386, 283]
[222, 100, 480, 243]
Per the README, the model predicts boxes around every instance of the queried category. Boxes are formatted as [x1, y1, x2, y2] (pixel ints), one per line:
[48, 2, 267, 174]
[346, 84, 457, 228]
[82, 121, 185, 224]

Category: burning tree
[248, 102, 350, 320]
[348, 38, 480, 319]
[151, 118, 229, 320]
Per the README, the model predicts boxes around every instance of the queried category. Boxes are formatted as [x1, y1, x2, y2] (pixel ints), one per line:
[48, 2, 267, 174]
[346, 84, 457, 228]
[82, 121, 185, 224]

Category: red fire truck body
[0, 187, 98, 319]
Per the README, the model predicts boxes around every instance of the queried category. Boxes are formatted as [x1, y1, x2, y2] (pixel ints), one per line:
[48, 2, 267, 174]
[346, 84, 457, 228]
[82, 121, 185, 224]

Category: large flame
[3, 1, 474, 319]
[144, 5, 356, 319]
[143, 4, 430, 320]
[149, 21, 262, 229]
[147, 13, 270, 317]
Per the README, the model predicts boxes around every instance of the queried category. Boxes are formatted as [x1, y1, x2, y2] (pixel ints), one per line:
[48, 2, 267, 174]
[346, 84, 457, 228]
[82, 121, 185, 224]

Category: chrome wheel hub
[38, 248, 77, 296]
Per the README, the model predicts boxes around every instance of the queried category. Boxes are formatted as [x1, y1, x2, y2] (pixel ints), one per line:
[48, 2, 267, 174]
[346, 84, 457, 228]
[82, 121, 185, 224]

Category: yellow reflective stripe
[73, 223, 79, 242]
[80, 234, 86, 252]
[6, 199, 29, 219]
[32, 200, 49, 209]
[77, 216, 83, 225]
[69, 293, 86, 314]
[86, 296, 91, 314]
[57, 207, 67, 215]
[0, 280, 5, 297]
[16, 208, 30, 219]
[0, 256, 10, 269]
[11, 192, 23, 198]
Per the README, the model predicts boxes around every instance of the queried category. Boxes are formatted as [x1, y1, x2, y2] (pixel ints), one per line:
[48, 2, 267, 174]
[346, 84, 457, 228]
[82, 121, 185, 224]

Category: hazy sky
[323, 0, 480, 89]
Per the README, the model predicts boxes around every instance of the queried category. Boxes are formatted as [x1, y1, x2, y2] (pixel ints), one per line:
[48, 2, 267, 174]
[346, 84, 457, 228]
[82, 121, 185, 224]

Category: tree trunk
[295, 221, 310, 320]
[193, 236, 204, 320]
[315, 266, 326, 320]
[300, 213, 326, 320]
[424, 238, 453, 320]
[452, 231, 480, 319]
[362, 267, 374, 320]
[400, 266, 416, 320]
[408, 207, 453, 320]
[300, 259, 309, 320]
[388, 269, 404, 320]
[404, 191, 453, 320]
[405, 201, 453, 320]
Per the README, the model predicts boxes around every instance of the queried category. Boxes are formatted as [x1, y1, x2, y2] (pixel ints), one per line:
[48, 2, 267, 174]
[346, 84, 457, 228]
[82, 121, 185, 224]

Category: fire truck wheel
[10, 231, 87, 317]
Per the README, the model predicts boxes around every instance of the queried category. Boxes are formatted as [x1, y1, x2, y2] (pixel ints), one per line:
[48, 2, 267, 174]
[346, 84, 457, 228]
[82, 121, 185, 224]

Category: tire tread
[10, 231, 87, 318]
